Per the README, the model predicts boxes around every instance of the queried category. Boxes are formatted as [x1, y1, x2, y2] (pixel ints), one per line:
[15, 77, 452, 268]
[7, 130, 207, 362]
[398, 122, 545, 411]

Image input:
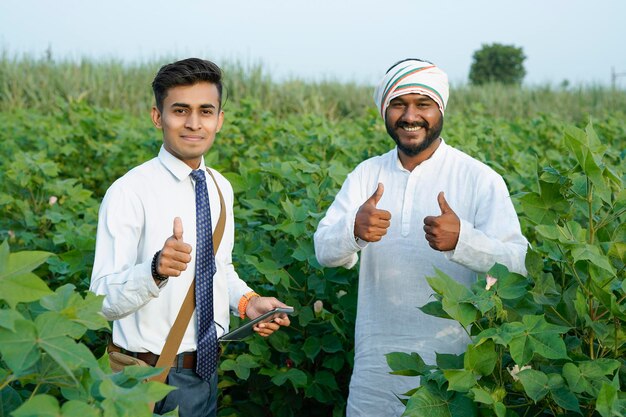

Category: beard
[385, 116, 444, 157]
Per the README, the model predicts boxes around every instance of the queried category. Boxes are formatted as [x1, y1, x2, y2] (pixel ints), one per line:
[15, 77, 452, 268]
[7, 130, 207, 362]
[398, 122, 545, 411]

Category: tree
[469, 43, 526, 85]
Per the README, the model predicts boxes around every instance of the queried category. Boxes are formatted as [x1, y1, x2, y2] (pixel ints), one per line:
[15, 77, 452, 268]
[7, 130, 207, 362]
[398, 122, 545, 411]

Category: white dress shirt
[90, 147, 252, 354]
[314, 140, 528, 417]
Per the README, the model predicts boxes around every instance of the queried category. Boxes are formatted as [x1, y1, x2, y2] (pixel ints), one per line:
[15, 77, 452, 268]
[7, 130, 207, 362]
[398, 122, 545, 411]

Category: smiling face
[384, 93, 443, 158]
[151, 81, 224, 169]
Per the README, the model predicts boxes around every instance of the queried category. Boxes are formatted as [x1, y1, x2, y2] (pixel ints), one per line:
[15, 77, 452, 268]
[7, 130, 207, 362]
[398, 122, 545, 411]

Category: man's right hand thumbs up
[354, 183, 392, 242]
[155, 217, 193, 278]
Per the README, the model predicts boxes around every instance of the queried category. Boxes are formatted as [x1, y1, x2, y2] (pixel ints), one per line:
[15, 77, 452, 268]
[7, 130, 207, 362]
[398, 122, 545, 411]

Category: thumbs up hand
[156, 217, 193, 278]
[423, 192, 460, 251]
[354, 183, 392, 242]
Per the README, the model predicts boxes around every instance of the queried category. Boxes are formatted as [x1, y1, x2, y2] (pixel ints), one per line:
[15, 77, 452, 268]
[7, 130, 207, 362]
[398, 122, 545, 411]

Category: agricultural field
[0, 57, 625, 416]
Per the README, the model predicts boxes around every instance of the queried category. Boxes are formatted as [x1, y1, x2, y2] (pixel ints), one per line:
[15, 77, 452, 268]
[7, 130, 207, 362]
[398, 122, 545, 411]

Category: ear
[151, 106, 163, 129]
[216, 109, 225, 133]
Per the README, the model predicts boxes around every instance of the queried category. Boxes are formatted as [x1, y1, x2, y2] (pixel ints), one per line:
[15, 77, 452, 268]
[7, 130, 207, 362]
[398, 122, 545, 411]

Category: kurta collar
[158, 146, 207, 182]
[392, 138, 449, 172]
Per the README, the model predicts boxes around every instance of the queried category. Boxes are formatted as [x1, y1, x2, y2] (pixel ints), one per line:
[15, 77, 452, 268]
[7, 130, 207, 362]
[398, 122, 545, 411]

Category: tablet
[219, 307, 294, 342]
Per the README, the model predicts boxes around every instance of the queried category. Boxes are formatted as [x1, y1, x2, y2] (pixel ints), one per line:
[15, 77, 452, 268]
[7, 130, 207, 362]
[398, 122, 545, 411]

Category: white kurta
[314, 140, 528, 417]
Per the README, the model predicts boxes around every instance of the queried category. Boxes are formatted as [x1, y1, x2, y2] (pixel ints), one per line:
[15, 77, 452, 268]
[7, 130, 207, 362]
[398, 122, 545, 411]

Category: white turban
[373, 59, 449, 121]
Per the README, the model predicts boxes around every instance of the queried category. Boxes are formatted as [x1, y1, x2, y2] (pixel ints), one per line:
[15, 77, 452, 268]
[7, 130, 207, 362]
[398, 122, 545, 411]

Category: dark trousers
[154, 364, 218, 417]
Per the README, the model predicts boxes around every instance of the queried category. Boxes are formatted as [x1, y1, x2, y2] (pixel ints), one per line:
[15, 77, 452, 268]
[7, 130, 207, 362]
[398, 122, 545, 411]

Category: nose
[401, 104, 422, 123]
[184, 112, 201, 130]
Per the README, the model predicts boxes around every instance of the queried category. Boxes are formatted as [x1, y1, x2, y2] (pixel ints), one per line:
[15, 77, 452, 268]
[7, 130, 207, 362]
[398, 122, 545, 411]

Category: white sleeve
[446, 175, 528, 275]
[89, 183, 161, 321]
[314, 168, 367, 269]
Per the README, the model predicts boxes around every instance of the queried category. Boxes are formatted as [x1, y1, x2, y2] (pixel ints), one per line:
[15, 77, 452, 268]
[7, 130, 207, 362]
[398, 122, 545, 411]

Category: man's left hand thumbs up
[423, 192, 460, 251]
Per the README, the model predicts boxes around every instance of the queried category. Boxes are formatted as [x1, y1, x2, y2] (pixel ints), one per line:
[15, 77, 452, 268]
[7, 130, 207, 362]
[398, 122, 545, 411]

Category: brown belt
[108, 342, 197, 369]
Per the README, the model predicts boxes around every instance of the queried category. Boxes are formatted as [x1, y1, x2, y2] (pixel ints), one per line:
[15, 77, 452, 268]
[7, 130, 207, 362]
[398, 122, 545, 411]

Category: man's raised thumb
[173, 217, 184, 240]
[437, 192, 453, 214]
[368, 183, 384, 206]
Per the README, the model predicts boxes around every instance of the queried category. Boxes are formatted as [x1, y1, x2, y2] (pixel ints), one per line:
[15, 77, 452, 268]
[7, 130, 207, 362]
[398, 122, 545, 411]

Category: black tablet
[219, 307, 294, 342]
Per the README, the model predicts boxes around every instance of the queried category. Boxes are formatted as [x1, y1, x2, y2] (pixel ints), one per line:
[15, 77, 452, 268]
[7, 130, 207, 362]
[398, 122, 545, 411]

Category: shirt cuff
[142, 261, 163, 295]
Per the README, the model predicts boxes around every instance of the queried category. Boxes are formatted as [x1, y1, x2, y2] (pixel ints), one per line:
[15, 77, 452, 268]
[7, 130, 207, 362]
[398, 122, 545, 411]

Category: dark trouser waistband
[108, 342, 197, 369]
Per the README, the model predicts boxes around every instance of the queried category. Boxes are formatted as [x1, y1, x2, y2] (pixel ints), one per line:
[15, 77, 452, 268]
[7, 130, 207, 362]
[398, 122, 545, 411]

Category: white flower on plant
[313, 300, 323, 314]
[508, 364, 531, 381]
[8, 230, 15, 239]
[49, 196, 58, 206]
[336, 290, 347, 298]
[485, 274, 498, 290]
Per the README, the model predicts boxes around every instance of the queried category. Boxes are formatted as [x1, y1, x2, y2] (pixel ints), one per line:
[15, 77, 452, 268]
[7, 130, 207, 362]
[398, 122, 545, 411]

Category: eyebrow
[170, 102, 217, 109]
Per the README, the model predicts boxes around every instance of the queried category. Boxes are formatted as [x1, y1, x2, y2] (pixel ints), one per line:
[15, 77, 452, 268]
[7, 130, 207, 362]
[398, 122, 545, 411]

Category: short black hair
[386, 58, 435, 74]
[152, 58, 223, 111]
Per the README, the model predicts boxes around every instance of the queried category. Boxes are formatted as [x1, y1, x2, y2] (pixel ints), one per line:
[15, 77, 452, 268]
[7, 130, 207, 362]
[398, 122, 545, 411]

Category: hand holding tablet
[219, 307, 295, 342]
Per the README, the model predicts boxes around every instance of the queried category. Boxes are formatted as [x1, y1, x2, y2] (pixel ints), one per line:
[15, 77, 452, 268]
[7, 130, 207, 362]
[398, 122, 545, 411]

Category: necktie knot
[190, 169, 206, 183]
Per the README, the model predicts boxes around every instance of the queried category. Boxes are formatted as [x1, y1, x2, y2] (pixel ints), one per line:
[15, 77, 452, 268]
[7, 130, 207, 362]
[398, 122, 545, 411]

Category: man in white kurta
[314, 59, 528, 417]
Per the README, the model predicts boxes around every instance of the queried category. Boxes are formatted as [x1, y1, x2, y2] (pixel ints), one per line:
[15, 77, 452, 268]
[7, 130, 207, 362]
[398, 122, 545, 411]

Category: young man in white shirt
[314, 58, 528, 417]
[91, 58, 290, 417]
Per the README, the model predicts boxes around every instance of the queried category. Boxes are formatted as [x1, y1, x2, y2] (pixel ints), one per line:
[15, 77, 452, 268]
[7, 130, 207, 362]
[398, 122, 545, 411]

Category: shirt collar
[158, 146, 206, 181]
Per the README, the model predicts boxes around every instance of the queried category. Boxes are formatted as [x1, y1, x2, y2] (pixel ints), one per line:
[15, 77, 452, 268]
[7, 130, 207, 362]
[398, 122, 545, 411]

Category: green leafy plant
[388, 124, 625, 416]
[469, 43, 526, 86]
[0, 241, 175, 416]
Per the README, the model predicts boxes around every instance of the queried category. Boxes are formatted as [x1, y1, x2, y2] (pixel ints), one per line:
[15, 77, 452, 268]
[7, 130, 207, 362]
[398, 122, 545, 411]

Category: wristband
[151, 250, 169, 282]
[238, 291, 260, 319]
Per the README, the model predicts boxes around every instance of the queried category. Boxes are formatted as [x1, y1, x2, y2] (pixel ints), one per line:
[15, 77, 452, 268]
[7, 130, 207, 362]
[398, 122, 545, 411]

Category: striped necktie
[189, 169, 218, 381]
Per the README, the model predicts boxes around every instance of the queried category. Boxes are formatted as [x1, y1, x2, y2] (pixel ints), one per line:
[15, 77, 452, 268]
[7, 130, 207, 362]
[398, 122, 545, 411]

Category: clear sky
[1, 0, 625, 87]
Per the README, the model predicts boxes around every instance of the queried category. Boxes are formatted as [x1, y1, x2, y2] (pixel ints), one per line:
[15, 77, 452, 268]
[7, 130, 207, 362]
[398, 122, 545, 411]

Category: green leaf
[464, 341, 497, 376]
[435, 353, 464, 370]
[386, 352, 433, 376]
[0, 250, 52, 280]
[562, 359, 619, 397]
[99, 378, 173, 417]
[321, 333, 342, 353]
[0, 240, 8, 275]
[302, 336, 322, 361]
[0, 272, 53, 308]
[524, 248, 544, 279]
[443, 369, 476, 392]
[505, 315, 570, 365]
[517, 369, 549, 402]
[40, 285, 108, 331]
[571, 244, 615, 273]
[0, 309, 24, 331]
[322, 354, 344, 372]
[0, 319, 39, 374]
[60, 401, 100, 417]
[426, 269, 477, 327]
[493, 402, 507, 417]
[530, 273, 561, 306]
[495, 272, 528, 300]
[550, 387, 581, 414]
[419, 301, 452, 320]
[595, 382, 620, 417]
[11, 394, 60, 417]
[0, 385, 23, 415]
[271, 368, 308, 388]
[35, 313, 99, 378]
[470, 387, 493, 405]
[313, 370, 339, 390]
[403, 383, 477, 417]
[403, 385, 452, 417]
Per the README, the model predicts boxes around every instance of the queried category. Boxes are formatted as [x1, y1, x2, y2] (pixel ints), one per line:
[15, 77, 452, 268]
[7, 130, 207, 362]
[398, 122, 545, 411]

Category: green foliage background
[469, 43, 527, 86]
[0, 56, 625, 416]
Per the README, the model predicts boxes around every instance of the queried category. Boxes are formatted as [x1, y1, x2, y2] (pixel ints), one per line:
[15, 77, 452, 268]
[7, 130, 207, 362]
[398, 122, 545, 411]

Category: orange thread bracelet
[238, 291, 260, 319]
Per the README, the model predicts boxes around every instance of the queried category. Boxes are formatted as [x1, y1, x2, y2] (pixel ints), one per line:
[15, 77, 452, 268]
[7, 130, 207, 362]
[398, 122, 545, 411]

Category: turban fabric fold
[373, 59, 449, 121]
